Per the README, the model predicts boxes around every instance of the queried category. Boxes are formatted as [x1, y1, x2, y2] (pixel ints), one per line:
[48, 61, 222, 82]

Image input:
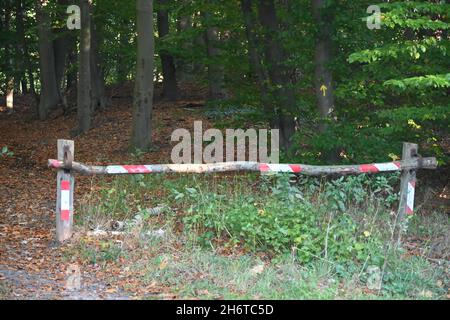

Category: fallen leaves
[0, 91, 211, 299]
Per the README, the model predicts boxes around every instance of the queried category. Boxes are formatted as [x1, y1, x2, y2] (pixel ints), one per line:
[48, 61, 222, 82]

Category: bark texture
[257, 0, 296, 152]
[131, 0, 155, 151]
[76, 0, 92, 133]
[157, 0, 179, 100]
[312, 0, 335, 133]
[36, 0, 61, 120]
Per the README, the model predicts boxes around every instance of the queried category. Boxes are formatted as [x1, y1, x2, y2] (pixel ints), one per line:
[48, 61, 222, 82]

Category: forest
[0, 0, 449, 300]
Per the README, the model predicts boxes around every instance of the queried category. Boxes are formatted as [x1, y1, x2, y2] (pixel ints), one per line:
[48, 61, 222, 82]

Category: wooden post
[56, 139, 75, 242]
[395, 142, 418, 245]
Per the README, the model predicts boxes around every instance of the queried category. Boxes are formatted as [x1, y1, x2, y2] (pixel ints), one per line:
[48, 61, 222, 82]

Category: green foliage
[384, 74, 450, 90]
[321, 174, 399, 212]
[380, 254, 448, 298]
[77, 174, 449, 299]
[174, 174, 396, 265]
[78, 239, 124, 266]
[326, 1, 450, 164]
[379, 2, 450, 30]
[348, 37, 449, 64]
[0, 146, 14, 157]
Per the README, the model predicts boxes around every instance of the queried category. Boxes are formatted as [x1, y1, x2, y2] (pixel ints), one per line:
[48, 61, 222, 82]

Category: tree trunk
[312, 0, 335, 133]
[53, 31, 71, 111]
[157, 0, 179, 101]
[175, 10, 192, 81]
[204, 14, 227, 101]
[257, 0, 296, 152]
[17, 0, 39, 101]
[17, 0, 37, 107]
[240, 0, 271, 116]
[241, 0, 264, 82]
[36, 0, 61, 120]
[54, 0, 70, 92]
[6, 78, 14, 113]
[131, 0, 155, 151]
[15, 0, 27, 94]
[192, 20, 206, 75]
[76, 0, 92, 134]
[4, 0, 14, 112]
[116, 20, 130, 84]
[66, 39, 78, 90]
[53, 33, 70, 94]
[21, 79, 28, 94]
[90, 16, 106, 110]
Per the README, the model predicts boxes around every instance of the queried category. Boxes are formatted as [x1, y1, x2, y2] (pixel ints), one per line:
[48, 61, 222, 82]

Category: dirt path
[0, 265, 133, 300]
[0, 89, 209, 299]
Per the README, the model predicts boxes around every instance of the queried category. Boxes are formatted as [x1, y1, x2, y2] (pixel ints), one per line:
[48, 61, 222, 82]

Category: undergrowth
[74, 172, 449, 299]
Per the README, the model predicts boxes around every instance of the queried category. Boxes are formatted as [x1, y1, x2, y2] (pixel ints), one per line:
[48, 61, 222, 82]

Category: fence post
[56, 139, 75, 242]
[395, 142, 418, 245]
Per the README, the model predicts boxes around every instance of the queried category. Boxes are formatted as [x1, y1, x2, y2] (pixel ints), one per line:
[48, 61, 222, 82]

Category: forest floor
[0, 84, 212, 299]
[0, 84, 448, 300]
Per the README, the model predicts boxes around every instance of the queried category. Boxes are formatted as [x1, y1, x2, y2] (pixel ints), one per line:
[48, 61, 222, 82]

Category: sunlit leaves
[384, 74, 450, 90]
[348, 37, 448, 64]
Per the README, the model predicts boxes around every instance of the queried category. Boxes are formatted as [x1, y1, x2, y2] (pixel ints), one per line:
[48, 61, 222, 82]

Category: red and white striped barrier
[60, 180, 71, 221]
[259, 164, 302, 173]
[406, 180, 416, 215]
[259, 162, 402, 174]
[49, 159, 433, 176]
[359, 162, 401, 173]
[49, 139, 436, 243]
[106, 165, 154, 174]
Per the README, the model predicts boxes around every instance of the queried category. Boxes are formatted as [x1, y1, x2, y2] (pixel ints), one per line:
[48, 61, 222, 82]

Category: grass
[141, 247, 339, 299]
[72, 172, 449, 300]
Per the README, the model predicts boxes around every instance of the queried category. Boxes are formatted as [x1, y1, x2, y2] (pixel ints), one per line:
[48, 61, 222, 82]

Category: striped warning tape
[259, 162, 401, 173]
[60, 180, 71, 221]
[106, 165, 153, 174]
[258, 164, 302, 173]
[101, 162, 402, 174]
[406, 180, 415, 215]
[359, 162, 401, 173]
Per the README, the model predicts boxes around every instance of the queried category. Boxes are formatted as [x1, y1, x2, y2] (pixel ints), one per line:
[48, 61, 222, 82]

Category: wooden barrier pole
[48, 139, 433, 244]
[56, 139, 75, 242]
[395, 142, 418, 245]
[47, 157, 437, 175]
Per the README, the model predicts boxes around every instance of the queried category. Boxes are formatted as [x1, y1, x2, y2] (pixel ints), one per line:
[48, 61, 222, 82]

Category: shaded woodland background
[0, 0, 448, 165]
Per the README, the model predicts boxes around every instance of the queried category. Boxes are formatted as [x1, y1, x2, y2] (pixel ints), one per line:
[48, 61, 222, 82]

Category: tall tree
[240, 0, 270, 114]
[4, 0, 14, 113]
[131, 0, 155, 151]
[157, 0, 179, 100]
[204, 13, 227, 101]
[241, 0, 264, 84]
[17, 0, 37, 103]
[66, 41, 78, 90]
[15, 0, 27, 94]
[76, 0, 92, 134]
[36, 0, 60, 120]
[257, 0, 296, 152]
[175, 5, 192, 81]
[312, 0, 335, 133]
[53, 0, 72, 97]
[90, 16, 106, 110]
[116, 20, 130, 84]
